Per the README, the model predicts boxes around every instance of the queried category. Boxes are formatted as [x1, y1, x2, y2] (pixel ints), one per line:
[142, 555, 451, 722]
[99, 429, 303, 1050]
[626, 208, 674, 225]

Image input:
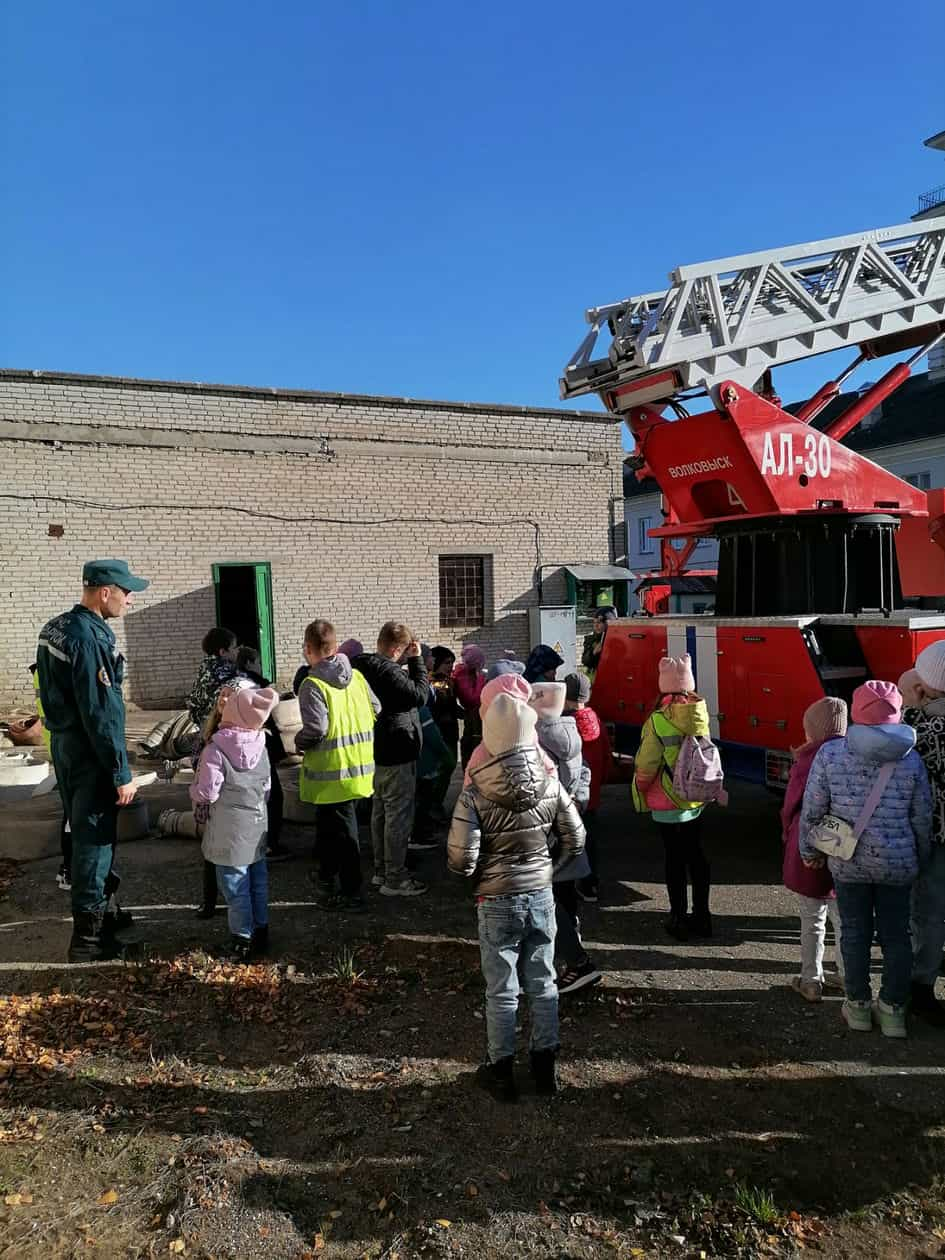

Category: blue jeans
[835, 881, 913, 1007]
[477, 888, 558, 1063]
[912, 844, 945, 986]
[216, 860, 269, 940]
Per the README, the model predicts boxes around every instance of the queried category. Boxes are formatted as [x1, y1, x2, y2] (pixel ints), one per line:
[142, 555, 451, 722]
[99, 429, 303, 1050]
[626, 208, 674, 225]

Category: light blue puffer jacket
[798, 723, 932, 885]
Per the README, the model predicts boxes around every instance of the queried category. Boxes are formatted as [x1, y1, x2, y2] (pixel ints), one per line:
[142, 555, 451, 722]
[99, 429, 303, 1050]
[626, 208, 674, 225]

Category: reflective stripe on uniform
[37, 637, 71, 663]
[302, 761, 375, 783]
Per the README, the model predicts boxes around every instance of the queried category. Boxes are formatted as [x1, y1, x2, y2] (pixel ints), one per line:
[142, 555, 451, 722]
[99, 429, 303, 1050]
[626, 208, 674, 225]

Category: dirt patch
[0, 784, 944, 1257]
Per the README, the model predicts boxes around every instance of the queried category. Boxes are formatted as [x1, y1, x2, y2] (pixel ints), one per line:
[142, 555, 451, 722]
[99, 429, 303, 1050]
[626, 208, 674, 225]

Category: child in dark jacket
[781, 697, 848, 1002]
[448, 692, 585, 1101]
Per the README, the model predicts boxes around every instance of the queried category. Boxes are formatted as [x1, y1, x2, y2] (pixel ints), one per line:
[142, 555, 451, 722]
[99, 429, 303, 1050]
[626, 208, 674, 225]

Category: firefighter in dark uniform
[36, 559, 150, 961]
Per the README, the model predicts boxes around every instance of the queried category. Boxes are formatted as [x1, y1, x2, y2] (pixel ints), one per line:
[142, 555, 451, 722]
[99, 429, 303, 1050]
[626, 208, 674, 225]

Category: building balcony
[918, 184, 945, 214]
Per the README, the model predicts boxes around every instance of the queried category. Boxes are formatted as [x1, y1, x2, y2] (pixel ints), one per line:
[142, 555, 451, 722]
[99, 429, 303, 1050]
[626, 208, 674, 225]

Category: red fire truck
[561, 216, 945, 786]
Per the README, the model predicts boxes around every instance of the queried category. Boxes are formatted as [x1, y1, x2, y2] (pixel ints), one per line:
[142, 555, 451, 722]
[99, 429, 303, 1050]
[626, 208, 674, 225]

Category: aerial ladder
[561, 216, 945, 783]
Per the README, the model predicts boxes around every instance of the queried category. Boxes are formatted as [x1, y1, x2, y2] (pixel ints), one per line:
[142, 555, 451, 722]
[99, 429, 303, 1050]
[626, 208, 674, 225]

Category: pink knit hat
[221, 686, 279, 730]
[802, 697, 848, 745]
[851, 680, 902, 726]
[914, 641, 945, 694]
[658, 654, 695, 694]
[461, 644, 486, 670]
[528, 681, 566, 719]
[479, 674, 532, 717]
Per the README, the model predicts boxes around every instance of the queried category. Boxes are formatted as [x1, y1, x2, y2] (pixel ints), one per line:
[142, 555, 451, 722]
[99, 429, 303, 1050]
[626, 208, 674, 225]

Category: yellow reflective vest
[300, 672, 375, 804]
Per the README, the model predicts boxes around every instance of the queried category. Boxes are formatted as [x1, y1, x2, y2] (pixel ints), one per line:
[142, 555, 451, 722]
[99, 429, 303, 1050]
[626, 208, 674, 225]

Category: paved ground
[1, 728, 945, 1257]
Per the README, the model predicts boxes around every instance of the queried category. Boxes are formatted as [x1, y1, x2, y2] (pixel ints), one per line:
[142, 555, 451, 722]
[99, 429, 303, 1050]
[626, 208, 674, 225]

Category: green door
[212, 562, 277, 683]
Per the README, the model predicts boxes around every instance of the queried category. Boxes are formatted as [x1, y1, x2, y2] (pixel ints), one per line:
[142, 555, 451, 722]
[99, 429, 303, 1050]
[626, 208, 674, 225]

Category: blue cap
[82, 559, 150, 592]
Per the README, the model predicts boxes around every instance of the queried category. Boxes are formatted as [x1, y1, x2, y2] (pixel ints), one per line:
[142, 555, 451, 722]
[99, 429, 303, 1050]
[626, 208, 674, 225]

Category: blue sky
[2, 0, 943, 415]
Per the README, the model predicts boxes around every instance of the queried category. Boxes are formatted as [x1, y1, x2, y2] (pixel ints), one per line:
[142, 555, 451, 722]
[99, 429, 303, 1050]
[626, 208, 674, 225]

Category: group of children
[780, 642, 945, 1039]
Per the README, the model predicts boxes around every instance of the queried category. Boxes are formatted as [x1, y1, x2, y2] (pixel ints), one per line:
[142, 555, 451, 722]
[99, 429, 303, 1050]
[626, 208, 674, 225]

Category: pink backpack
[672, 735, 728, 805]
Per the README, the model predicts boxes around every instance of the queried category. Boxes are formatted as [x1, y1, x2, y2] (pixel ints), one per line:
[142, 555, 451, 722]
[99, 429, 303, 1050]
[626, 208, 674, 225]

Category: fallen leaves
[4, 1191, 33, 1206]
[97, 1188, 119, 1206]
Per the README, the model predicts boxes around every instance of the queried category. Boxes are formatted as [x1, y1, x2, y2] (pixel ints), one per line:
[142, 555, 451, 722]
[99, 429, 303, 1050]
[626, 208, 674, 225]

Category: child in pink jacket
[453, 645, 487, 769]
[781, 696, 848, 1001]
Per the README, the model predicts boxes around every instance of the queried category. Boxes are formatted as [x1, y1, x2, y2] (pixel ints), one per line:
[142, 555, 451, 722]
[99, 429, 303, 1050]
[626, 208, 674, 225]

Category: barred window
[438, 555, 485, 628]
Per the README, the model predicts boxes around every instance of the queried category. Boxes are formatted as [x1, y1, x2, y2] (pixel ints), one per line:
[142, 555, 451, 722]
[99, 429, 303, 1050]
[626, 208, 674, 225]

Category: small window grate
[438, 555, 485, 628]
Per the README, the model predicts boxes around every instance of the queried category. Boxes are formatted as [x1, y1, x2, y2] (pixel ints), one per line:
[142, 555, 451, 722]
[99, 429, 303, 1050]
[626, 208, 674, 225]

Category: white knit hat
[483, 693, 537, 755]
[528, 681, 566, 720]
[915, 641, 945, 694]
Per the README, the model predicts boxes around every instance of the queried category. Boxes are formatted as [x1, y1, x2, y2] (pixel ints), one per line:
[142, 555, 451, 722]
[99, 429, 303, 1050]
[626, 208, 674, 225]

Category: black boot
[103, 871, 133, 934]
[911, 982, 945, 1027]
[687, 911, 713, 938]
[251, 925, 270, 956]
[219, 935, 253, 964]
[68, 912, 124, 963]
[664, 913, 689, 941]
[476, 1056, 518, 1103]
[530, 1047, 558, 1096]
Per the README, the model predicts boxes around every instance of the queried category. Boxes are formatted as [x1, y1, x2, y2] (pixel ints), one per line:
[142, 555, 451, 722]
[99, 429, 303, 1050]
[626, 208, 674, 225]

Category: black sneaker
[530, 1047, 558, 1096]
[195, 905, 217, 920]
[251, 925, 270, 956]
[315, 891, 367, 914]
[687, 913, 713, 939]
[576, 878, 599, 903]
[266, 845, 290, 863]
[476, 1056, 518, 1103]
[557, 960, 602, 994]
[911, 981, 945, 1027]
[218, 936, 253, 963]
[665, 914, 690, 942]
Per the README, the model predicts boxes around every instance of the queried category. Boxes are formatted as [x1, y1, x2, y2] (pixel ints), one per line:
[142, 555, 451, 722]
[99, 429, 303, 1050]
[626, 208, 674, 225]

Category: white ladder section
[561, 216, 945, 401]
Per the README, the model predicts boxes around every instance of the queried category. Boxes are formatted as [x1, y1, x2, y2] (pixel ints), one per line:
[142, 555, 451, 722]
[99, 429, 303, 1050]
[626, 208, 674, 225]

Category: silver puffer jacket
[447, 744, 586, 896]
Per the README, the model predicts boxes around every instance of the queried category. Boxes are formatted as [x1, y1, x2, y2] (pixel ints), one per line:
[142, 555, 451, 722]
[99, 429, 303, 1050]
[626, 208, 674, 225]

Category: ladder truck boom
[561, 216, 945, 409]
[564, 216, 945, 786]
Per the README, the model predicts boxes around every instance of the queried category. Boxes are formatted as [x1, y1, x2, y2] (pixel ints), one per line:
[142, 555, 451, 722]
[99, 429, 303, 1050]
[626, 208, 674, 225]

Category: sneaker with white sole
[557, 960, 602, 994]
[841, 999, 873, 1032]
[371, 874, 385, 887]
[379, 878, 428, 897]
[875, 999, 908, 1039]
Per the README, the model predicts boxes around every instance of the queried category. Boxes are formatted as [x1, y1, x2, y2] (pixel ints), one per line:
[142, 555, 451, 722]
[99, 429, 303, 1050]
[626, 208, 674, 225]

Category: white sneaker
[371, 874, 385, 887]
[379, 879, 428, 897]
[875, 999, 908, 1039]
[841, 999, 873, 1032]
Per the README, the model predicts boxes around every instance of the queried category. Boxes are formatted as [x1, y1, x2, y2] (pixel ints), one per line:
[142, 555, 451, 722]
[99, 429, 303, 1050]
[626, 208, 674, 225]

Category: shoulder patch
[98, 667, 112, 687]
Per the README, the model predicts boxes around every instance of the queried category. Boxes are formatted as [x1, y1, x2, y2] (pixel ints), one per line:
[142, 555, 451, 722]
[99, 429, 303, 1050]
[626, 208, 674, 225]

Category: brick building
[0, 370, 624, 708]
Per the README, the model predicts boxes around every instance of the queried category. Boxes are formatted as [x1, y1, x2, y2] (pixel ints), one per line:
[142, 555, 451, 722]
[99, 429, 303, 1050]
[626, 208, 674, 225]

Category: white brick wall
[0, 371, 624, 707]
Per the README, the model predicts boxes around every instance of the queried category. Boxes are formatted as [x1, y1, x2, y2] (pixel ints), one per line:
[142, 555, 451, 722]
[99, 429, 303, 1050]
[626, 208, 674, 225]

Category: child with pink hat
[452, 644, 487, 769]
[902, 641, 945, 1026]
[632, 654, 716, 941]
[781, 697, 848, 1002]
[799, 680, 932, 1038]
[191, 685, 279, 961]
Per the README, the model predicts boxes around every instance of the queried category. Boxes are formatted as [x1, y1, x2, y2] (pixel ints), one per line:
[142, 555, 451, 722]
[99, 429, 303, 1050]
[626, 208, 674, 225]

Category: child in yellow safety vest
[633, 654, 713, 942]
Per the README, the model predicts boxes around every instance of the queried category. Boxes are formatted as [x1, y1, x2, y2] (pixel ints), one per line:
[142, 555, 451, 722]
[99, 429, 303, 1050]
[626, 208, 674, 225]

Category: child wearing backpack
[633, 654, 720, 941]
[781, 697, 848, 1002]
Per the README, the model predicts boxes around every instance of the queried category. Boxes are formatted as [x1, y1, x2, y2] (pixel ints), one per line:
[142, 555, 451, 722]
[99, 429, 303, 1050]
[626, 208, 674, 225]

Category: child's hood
[846, 721, 916, 764]
[661, 696, 710, 737]
[307, 653, 354, 690]
[211, 725, 268, 769]
[535, 712, 582, 764]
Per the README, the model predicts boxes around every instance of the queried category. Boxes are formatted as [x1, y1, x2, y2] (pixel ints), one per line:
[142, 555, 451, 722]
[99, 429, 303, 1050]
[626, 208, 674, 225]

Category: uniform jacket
[36, 605, 131, 787]
[781, 737, 839, 898]
[904, 699, 945, 846]
[192, 726, 271, 866]
[799, 723, 933, 885]
[352, 652, 429, 765]
[447, 744, 585, 897]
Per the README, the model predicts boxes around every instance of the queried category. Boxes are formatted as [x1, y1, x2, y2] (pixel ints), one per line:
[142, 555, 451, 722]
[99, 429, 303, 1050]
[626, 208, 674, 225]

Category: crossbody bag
[809, 762, 896, 861]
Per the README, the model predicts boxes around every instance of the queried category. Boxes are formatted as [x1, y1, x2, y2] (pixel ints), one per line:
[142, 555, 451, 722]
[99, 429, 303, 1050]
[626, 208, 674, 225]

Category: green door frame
[211, 561, 276, 682]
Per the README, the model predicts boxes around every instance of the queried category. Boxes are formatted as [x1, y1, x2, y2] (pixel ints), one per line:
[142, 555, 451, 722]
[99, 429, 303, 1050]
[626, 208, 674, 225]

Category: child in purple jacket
[781, 697, 848, 1002]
